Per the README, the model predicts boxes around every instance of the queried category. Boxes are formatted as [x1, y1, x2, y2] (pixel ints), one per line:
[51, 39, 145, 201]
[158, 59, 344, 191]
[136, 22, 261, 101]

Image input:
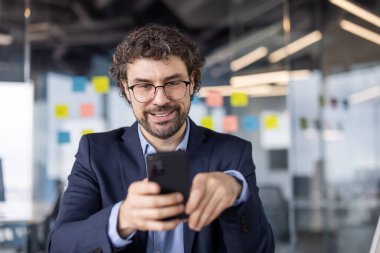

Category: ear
[121, 80, 132, 103]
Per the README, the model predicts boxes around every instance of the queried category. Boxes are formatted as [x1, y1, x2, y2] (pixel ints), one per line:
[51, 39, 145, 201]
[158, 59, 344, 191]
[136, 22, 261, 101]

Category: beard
[137, 104, 188, 139]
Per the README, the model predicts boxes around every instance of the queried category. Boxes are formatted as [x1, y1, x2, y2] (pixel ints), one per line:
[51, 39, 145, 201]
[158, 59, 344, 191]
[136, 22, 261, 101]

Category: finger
[135, 193, 184, 208]
[188, 188, 215, 231]
[196, 188, 225, 229]
[138, 219, 182, 231]
[129, 180, 160, 195]
[137, 204, 185, 220]
[185, 175, 206, 214]
[203, 197, 228, 227]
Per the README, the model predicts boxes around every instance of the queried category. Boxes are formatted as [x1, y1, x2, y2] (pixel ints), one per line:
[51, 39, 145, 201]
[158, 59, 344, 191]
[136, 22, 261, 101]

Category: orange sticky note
[55, 104, 69, 119]
[230, 92, 249, 107]
[82, 129, 94, 135]
[223, 115, 239, 133]
[206, 90, 223, 107]
[200, 116, 214, 130]
[92, 76, 110, 93]
[264, 115, 279, 129]
[80, 103, 94, 117]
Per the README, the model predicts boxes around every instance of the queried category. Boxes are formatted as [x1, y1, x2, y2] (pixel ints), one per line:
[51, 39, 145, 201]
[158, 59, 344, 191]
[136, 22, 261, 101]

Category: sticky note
[319, 95, 325, 107]
[55, 104, 69, 119]
[72, 76, 87, 92]
[192, 94, 200, 105]
[223, 115, 239, 133]
[230, 92, 248, 107]
[92, 76, 110, 93]
[82, 129, 94, 135]
[264, 115, 278, 129]
[242, 115, 258, 131]
[300, 117, 308, 129]
[80, 103, 94, 117]
[206, 90, 223, 107]
[57, 131, 70, 144]
[200, 116, 214, 130]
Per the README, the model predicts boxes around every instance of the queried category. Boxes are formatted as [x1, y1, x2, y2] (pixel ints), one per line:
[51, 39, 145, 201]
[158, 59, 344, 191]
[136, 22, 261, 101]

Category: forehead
[127, 56, 188, 81]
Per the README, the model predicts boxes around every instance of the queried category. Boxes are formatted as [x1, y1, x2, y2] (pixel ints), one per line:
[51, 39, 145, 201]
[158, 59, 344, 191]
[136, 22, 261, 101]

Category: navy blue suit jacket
[47, 119, 274, 253]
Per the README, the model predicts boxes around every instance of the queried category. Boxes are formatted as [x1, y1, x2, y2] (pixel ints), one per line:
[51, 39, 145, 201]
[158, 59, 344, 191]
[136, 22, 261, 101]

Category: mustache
[144, 104, 179, 114]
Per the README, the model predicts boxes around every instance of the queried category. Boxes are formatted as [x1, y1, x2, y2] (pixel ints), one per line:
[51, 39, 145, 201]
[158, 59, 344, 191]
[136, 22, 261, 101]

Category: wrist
[117, 203, 136, 238]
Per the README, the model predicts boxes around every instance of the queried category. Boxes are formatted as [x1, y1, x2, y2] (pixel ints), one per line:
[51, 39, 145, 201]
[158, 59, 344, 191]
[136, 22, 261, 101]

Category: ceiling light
[329, 0, 380, 28]
[230, 47, 268, 71]
[349, 85, 380, 105]
[0, 33, 13, 46]
[230, 69, 311, 87]
[268, 31, 322, 63]
[199, 85, 287, 98]
[340, 19, 380, 45]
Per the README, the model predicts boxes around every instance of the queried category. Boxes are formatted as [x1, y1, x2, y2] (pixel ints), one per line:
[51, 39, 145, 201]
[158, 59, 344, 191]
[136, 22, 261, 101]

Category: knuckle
[153, 209, 163, 219]
[203, 210, 212, 218]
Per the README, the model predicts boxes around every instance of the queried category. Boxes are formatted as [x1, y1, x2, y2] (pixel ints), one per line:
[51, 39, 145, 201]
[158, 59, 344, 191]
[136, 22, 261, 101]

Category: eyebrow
[132, 73, 187, 83]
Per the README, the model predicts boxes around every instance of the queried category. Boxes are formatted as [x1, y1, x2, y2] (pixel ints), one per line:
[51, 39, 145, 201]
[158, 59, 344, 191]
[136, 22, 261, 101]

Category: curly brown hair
[109, 24, 205, 101]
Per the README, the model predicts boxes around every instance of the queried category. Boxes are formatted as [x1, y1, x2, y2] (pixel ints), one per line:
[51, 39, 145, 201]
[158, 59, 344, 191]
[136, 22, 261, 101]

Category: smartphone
[146, 151, 190, 220]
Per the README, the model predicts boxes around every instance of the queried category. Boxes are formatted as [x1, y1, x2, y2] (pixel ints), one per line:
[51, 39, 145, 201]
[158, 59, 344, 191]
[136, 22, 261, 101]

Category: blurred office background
[0, 0, 380, 252]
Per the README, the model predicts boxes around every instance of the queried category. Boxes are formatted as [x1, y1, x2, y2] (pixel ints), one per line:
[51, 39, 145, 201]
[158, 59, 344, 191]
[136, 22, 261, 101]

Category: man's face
[123, 56, 194, 139]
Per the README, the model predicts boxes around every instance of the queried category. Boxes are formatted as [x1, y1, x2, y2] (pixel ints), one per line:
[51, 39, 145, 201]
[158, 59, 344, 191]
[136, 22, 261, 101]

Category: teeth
[154, 112, 170, 117]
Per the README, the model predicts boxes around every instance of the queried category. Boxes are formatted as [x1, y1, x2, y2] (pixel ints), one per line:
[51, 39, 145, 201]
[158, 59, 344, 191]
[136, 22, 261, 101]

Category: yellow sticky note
[92, 76, 110, 93]
[55, 104, 69, 119]
[82, 129, 94, 135]
[230, 92, 248, 107]
[264, 115, 279, 129]
[200, 116, 214, 130]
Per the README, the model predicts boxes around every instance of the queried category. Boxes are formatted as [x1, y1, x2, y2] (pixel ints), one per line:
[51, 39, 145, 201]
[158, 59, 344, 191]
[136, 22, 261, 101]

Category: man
[47, 24, 274, 253]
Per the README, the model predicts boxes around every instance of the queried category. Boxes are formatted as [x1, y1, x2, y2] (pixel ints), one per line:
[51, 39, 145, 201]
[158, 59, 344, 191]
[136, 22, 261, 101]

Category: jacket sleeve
[46, 135, 136, 253]
[218, 141, 275, 253]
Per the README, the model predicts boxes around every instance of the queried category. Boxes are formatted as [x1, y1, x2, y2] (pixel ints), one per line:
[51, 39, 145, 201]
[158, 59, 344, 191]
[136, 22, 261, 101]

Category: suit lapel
[115, 122, 147, 196]
[115, 122, 148, 252]
[184, 120, 212, 253]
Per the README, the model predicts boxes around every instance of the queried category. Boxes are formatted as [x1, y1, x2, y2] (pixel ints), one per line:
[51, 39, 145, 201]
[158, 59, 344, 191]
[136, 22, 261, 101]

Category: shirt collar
[137, 117, 190, 155]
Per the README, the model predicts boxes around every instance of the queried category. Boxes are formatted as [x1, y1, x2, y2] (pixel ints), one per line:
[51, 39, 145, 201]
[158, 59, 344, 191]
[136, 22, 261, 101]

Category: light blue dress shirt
[108, 118, 250, 253]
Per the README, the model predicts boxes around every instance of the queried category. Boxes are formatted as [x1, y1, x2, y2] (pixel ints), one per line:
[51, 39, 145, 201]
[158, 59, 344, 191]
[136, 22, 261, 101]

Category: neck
[141, 121, 187, 152]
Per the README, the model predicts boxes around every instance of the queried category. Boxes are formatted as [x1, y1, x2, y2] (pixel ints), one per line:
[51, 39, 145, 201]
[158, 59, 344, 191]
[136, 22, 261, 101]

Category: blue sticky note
[57, 131, 70, 144]
[72, 76, 87, 92]
[192, 94, 200, 105]
[242, 115, 258, 131]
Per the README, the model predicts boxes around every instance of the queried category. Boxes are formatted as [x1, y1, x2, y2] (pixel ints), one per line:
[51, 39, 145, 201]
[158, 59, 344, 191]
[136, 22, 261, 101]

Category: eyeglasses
[128, 80, 191, 103]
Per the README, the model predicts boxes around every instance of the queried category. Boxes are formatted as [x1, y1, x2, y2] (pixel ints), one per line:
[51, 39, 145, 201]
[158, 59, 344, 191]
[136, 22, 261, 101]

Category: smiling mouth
[151, 111, 173, 117]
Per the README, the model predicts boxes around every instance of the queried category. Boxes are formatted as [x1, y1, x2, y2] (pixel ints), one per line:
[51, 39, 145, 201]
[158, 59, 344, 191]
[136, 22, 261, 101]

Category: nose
[152, 86, 170, 105]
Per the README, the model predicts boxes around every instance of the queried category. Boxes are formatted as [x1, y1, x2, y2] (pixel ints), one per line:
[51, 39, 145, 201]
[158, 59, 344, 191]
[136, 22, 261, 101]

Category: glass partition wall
[225, 0, 380, 252]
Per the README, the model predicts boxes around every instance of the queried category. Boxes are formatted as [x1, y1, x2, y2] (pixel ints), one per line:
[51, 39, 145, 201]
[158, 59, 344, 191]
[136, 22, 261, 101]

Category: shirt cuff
[224, 170, 250, 206]
[108, 201, 136, 248]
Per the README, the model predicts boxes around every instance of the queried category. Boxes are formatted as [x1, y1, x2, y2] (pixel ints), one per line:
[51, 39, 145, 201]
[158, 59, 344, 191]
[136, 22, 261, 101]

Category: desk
[0, 201, 53, 253]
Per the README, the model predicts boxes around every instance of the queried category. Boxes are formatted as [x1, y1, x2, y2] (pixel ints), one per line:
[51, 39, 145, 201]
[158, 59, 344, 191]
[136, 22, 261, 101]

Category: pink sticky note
[80, 103, 94, 117]
[223, 115, 239, 133]
[206, 90, 223, 107]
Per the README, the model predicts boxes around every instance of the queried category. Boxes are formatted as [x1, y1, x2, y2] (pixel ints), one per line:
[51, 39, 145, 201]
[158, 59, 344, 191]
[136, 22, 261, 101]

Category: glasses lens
[164, 81, 187, 100]
[133, 84, 155, 103]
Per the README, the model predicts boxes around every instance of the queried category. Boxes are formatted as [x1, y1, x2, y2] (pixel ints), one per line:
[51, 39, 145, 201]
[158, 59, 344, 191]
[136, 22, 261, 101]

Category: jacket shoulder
[199, 125, 250, 147]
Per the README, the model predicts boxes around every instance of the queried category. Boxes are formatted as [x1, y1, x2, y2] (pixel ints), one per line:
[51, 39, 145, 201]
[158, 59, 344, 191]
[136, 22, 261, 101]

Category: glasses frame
[127, 80, 191, 103]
